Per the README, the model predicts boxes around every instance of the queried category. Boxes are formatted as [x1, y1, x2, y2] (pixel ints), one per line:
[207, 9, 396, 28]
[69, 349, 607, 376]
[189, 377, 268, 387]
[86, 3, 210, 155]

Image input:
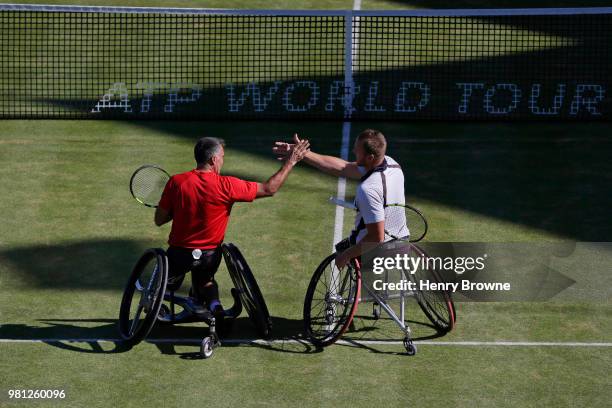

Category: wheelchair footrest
[223, 288, 243, 319]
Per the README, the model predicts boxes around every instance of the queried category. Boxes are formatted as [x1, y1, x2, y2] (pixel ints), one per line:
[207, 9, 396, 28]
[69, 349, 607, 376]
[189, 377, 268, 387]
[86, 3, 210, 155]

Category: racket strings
[131, 167, 169, 206]
[384, 205, 409, 239]
[383, 204, 428, 242]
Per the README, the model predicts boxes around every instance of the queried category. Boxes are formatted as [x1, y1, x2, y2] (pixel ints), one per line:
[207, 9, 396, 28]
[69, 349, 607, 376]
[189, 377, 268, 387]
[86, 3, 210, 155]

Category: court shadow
[153, 337, 322, 360]
[0, 319, 129, 354]
[333, 315, 450, 356]
[149, 315, 322, 357]
[348, 314, 447, 341]
[0, 313, 448, 357]
[0, 315, 319, 357]
[0, 239, 154, 290]
[122, 118, 612, 242]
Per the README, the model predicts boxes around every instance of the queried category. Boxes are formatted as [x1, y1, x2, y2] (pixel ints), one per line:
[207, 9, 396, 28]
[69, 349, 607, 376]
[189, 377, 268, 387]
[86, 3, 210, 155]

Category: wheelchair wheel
[222, 243, 272, 338]
[408, 244, 456, 332]
[404, 337, 417, 356]
[303, 254, 361, 347]
[118, 248, 168, 346]
[201, 337, 214, 359]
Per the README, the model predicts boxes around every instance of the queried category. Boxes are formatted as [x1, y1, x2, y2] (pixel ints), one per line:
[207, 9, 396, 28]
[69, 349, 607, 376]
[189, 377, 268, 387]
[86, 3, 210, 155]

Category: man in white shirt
[273, 129, 407, 268]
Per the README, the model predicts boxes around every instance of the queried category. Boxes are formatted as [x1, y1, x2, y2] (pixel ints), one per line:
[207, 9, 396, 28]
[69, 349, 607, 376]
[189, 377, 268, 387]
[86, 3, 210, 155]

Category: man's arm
[154, 206, 172, 226]
[273, 134, 363, 180]
[256, 138, 310, 198]
[335, 222, 385, 268]
[302, 151, 363, 179]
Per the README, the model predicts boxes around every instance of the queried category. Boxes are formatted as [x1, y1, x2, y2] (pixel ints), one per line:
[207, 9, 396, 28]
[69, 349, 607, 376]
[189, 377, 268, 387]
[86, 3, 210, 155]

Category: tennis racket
[329, 197, 429, 243]
[129, 165, 170, 208]
[384, 203, 428, 243]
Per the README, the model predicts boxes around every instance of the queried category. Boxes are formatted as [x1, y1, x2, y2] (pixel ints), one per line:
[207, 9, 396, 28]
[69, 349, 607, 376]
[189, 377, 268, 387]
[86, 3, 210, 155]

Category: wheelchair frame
[303, 241, 456, 355]
[118, 243, 271, 358]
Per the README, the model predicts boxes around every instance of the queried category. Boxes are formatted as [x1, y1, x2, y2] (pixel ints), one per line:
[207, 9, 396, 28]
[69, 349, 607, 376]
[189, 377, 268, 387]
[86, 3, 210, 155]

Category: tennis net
[1, 4, 611, 120]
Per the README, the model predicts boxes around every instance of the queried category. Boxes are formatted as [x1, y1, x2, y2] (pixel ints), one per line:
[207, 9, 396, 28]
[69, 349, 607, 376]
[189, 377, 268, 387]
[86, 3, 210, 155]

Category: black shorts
[165, 246, 223, 293]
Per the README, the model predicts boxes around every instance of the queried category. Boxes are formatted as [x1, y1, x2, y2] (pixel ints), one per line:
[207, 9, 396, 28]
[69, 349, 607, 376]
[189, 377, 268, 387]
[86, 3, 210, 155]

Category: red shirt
[158, 170, 258, 249]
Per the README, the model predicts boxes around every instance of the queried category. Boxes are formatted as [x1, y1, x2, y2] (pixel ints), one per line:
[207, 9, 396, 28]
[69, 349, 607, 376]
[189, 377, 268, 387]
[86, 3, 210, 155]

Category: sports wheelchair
[303, 239, 456, 356]
[118, 243, 272, 358]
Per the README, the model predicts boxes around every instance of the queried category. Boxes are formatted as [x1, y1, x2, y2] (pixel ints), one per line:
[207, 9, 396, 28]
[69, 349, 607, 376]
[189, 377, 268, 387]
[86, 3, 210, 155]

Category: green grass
[0, 120, 611, 407]
[1, 343, 610, 408]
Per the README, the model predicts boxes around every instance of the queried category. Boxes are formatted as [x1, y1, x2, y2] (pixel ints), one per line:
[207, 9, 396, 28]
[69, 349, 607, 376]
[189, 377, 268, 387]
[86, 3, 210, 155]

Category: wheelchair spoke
[145, 265, 159, 292]
[304, 253, 360, 346]
[129, 304, 144, 336]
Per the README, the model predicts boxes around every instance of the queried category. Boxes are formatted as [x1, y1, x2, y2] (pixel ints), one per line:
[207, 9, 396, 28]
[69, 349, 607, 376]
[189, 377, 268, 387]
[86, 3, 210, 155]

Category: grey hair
[194, 137, 225, 165]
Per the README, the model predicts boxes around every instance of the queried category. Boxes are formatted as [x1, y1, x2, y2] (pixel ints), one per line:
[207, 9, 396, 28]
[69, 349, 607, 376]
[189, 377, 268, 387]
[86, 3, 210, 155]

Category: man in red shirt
[155, 136, 309, 329]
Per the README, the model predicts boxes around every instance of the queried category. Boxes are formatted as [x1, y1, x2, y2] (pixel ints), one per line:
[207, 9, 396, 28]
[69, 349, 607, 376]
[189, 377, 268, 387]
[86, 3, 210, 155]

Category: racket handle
[329, 197, 357, 210]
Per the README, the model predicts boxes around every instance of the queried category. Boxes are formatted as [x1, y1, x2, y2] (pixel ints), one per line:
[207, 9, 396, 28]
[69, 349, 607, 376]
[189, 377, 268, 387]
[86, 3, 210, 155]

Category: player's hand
[287, 137, 310, 165]
[272, 141, 293, 160]
[335, 251, 351, 269]
[273, 134, 304, 161]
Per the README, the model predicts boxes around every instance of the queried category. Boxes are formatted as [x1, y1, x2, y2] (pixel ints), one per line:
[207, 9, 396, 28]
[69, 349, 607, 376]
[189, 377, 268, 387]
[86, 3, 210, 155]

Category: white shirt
[353, 155, 408, 243]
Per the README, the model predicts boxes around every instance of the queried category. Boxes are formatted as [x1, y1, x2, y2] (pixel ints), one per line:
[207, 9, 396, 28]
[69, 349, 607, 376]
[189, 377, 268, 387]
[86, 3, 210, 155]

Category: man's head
[194, 137, 225, 173]
[353, 129, 387, 169]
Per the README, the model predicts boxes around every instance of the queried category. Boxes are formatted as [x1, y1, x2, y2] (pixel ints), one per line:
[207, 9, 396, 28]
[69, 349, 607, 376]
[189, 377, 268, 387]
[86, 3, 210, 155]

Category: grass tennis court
[1, 0, 612, 407]
[1, 120, 611, 407]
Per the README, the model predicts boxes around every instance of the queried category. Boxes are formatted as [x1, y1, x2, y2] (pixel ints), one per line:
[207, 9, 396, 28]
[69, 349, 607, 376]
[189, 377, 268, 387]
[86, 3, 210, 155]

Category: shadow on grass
[137, 121, 612, 241]
[0, 315, 319, 357]
[0, 239, 153, 290]
[117, 119, 612, 241]
[0, 313, 449, 357]
[0, 319, 129, 354]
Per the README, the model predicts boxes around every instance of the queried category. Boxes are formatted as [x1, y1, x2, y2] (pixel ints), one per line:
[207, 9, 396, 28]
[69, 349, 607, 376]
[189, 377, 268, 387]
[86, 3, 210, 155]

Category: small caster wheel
[403, 337, 417, 356]
[201, 337, 214, 359]
[372, 303, 381, 320]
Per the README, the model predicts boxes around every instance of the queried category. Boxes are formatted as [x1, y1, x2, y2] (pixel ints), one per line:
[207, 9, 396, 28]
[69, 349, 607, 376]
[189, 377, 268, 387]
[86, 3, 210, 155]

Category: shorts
[165, 246, 223, 293]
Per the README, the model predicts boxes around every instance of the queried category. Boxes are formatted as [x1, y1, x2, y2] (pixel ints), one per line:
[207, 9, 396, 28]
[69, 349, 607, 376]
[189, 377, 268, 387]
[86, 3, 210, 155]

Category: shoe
[185, 297, 209, 318]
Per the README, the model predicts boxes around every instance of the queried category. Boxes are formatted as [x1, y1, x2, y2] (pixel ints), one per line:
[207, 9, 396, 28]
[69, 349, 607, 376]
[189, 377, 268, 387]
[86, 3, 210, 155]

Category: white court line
[1, 338, 611, 347]
[332, 122, 351, 249]
[332, 0, 361, 250]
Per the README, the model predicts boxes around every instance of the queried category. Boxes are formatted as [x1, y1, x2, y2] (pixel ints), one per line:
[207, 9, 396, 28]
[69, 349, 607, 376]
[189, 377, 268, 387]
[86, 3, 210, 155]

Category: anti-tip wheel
[201, 337, 214, 359]
[403, 337, 417, 356]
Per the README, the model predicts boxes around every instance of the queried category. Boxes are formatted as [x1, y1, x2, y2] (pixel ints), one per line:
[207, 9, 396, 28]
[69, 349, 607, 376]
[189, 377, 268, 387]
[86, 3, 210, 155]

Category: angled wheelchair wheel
[303, 254, 361, 347]
[408, 244, 456, 332]
[118, 248, 168, 346]
[222, 243, 272, 338]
